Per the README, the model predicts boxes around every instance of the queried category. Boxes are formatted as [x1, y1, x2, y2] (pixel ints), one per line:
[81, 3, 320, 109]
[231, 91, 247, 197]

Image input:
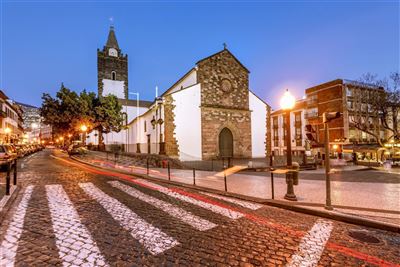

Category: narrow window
[144, 121, 146, 132]
[111, 71, 116, 81]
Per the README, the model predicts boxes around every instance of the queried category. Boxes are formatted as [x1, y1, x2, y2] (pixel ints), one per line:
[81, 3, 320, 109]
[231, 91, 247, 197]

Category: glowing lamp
[80, 125, 88, 132]
[280, 89, 296, 110]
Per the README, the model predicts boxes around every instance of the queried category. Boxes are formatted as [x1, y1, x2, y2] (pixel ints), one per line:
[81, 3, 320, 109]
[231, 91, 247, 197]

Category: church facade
[88, 26, 272, 161]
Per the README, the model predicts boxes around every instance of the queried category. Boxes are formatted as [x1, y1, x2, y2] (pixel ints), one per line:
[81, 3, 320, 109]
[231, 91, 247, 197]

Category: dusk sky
[1, 1, 399, 110]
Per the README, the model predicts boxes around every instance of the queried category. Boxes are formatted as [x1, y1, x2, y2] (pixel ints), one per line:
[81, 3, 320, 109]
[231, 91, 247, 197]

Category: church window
[111, 71, 116, 81]
[144, 121, 147, 132]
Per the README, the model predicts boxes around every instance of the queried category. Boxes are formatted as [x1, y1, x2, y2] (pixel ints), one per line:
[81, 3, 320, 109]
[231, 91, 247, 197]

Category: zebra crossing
[0, 179, 339, 266]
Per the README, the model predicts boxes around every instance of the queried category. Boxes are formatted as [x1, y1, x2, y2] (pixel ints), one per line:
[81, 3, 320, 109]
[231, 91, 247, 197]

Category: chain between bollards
[193, 168, 196, 185]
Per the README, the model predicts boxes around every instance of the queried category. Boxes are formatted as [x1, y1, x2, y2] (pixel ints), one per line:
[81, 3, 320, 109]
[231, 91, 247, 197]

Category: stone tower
[97, 26, 128, 99]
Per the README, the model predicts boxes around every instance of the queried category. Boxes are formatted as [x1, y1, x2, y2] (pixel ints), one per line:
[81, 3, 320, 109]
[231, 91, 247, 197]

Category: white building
[270, 99, 308, 157]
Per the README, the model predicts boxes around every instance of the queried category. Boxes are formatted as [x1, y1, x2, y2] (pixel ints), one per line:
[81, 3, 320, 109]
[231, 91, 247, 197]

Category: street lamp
[4, 127, 11, 143]
[80, 125, 88, 145]
[280, 89, 296, 201]
[129, 92, 140, 153]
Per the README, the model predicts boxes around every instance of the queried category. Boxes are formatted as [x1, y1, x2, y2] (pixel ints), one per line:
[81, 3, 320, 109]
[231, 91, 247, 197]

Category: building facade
[304, 79, 389, 160]
[126, 49, 271, 161]
[0, 90, 24, 144]
[270, 99, 307, 156]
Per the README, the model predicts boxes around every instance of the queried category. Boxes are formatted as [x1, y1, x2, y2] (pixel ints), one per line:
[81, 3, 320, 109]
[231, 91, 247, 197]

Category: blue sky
[1, 1, 399, 109]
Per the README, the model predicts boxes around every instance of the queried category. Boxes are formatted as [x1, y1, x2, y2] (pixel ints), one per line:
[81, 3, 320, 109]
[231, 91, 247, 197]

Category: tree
[93, 95, 124, 146]
[40, 84, 124, 146]
[350, 72, 400, 147]
[40, 84, 82, 137]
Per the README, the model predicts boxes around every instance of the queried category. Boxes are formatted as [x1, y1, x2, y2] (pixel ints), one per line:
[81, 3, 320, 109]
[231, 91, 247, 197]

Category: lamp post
[280, 89, 297, 201]
[129, 92, 140, 153]
[4, 127, 11, 144]
[80, 125, 88, 145]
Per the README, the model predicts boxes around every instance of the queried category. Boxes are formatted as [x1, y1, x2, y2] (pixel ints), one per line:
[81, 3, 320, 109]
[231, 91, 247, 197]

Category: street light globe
[80, 125, 88, 132]
[60, 137, 64, 141]
[332, 144, 338, 150]
[280, 89, 296, 110]
[4, 127, 11, 134]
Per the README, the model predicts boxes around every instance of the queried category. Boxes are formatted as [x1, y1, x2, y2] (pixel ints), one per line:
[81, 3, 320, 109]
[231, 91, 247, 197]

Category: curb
[0, 186, 20, 225]
[71, 156, 400, 233]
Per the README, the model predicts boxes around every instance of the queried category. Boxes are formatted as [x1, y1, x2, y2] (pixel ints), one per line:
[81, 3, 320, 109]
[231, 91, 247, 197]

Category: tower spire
[105, 24, 119, 50]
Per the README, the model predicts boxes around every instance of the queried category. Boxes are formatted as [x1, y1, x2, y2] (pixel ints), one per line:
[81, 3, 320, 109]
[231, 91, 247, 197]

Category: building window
[347, 88, 353, 97]
[111, 71, 116, 81]
[347, 101, 353, 110]
[295, 112, 301, 122]
[144, 121, 146, 132]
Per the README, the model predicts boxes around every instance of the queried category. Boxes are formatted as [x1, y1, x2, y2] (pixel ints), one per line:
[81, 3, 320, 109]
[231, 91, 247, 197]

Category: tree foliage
[40, 84, 124, 144]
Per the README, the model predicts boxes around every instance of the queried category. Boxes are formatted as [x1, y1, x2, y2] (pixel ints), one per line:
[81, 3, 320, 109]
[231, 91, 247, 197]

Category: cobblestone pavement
[0, 149, 399, 266]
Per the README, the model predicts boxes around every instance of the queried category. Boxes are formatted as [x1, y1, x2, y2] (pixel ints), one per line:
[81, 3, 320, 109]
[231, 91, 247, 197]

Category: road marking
[287, 219, 333, 267]
[0, 186, 34, 266]
[52, 156, 400, 267]
[46, 185, 108, 267]
[108, 181, 217, 231]
[201, 192, 263, 210]
[135, 179, 244, 220]
[79, 182, 179, 255]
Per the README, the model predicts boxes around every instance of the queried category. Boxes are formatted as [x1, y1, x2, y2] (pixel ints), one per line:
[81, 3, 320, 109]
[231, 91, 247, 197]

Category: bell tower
[97, 26, 128, 99]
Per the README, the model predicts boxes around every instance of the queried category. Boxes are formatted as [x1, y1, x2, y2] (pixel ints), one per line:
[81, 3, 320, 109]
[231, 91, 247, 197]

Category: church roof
[106, 26, 120, 50]
[196, 48, 250, 73]
[118, 98, 153, 108]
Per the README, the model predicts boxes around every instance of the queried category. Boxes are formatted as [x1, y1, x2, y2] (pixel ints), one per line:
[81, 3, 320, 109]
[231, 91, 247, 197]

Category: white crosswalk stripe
[0, 185, 34, 267]
[201, 192, 263, 210]
[108, 181, 217, 231]
[287, 219, 333, 267]
[46, 185, 108, 267]
[135, 179, 244, 219]
[79, 182, 179, 255]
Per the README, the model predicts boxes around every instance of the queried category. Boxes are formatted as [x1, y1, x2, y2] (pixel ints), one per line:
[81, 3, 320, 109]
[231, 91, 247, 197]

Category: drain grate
[348, 230, 381, 244]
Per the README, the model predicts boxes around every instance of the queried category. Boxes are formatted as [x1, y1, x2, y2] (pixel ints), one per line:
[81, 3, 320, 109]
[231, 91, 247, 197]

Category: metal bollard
[193, 168, 196, 185]
[6, 162, 11, 195]
[270, 168, 275, 200]
[168, 161, 170, 181]
[224, 171, 227, 192]
[13, 159, 17, 185]
[146, 158, 149, 175]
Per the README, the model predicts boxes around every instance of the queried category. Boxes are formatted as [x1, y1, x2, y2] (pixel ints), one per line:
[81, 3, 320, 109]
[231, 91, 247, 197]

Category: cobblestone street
[1, 149, 399, 266]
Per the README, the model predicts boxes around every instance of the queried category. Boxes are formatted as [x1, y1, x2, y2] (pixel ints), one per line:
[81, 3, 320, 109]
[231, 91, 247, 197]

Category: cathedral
[87, 26, 271, 161]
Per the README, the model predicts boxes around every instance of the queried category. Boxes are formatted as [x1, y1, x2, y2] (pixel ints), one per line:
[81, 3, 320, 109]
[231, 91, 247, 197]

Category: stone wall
[197, 49, 252, 159]
[97, 50, 128, 99]
[163, 95, 179, 158]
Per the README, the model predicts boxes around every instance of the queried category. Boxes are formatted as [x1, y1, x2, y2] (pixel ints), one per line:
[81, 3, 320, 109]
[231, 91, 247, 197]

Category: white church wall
[166, 69, 197, 95]
[102, 79, 125, 99]
[86, 105, 149, 148]
[126, 102, 165, 154]
[171, 84, 202, 161]
[249, 91, 267, 158]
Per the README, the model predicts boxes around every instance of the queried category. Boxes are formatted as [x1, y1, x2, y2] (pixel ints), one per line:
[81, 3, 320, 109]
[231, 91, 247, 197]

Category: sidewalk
[75, 151, 400, 226]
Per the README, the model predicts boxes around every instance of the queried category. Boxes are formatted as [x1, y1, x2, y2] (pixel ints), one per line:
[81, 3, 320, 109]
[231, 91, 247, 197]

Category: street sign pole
[324, 115, 333, 211]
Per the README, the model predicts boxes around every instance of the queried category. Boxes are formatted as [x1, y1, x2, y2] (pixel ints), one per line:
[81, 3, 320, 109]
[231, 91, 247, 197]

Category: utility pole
[323, 112, 341, 211]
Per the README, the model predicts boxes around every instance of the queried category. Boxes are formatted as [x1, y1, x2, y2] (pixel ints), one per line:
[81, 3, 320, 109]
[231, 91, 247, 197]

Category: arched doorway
[219, 128, 233, 157]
